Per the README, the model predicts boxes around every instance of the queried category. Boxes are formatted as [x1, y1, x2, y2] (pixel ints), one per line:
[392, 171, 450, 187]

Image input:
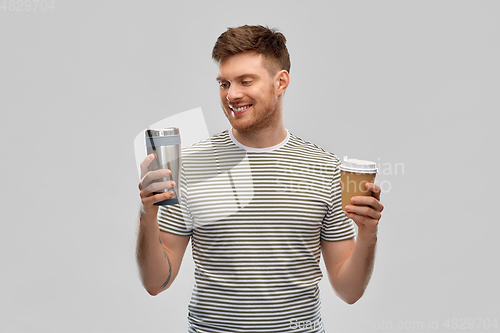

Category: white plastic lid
[339, 156, 377, 174]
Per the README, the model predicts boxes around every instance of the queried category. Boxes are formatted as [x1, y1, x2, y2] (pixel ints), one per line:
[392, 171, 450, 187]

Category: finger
[141, 169, 172, 190]
[345, 204, 382, 221]
[145, 181, 175, 194]
[141, 191, 175, 206]
[140, 154, 155, 179]
[350, 195, 384, 213]
[140, 187, 153, 199]
[345, 210, 379, 229]
[365, 182, 382, 201]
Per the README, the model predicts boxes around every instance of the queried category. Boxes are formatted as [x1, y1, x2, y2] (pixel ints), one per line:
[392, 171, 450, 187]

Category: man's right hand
[136, 153, 187, 295]
[138, 153, 176, 217]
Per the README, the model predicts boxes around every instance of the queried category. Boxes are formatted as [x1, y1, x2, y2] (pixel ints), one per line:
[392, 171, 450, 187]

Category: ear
[275, 70, 290, 97]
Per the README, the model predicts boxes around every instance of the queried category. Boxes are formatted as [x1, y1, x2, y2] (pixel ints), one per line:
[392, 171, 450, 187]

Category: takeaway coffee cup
[339, 156, 377, 211]
[144, 128, 181, 206]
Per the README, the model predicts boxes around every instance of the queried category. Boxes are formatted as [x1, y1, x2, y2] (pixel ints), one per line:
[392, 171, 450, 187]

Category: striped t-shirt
[158, 129, 356, 333]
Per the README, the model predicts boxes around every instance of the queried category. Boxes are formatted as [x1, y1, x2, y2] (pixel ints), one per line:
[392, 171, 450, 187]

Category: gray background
[1, 0, 499, 332]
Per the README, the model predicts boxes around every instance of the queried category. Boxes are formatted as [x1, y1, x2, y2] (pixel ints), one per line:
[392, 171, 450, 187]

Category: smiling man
[136, 25, 384, 333]
[215, 51, 288, 148]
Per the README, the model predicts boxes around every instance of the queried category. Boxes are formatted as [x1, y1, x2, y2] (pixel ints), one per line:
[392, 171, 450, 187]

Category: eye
[241, 81, 252, 85]
[218, 81, 229, 89]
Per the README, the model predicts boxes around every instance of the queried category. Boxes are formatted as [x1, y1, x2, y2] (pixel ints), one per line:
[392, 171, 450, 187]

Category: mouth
[229, 104, 252, 114]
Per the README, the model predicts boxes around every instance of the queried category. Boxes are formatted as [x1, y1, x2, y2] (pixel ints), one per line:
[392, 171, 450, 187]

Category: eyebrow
[216, 73, 259, 82]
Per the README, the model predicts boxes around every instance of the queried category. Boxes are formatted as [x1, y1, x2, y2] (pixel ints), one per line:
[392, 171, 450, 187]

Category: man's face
[216, 52, 281, 133]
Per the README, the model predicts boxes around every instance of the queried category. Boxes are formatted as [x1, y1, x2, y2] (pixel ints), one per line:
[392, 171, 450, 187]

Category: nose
[226, 84, 243, 102]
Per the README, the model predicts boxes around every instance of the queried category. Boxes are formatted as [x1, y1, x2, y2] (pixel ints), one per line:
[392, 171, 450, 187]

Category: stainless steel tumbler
[144, 128, 181, 206]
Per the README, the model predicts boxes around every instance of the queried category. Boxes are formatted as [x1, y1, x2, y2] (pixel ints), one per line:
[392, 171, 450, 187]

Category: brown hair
[212, 25, 291, 74]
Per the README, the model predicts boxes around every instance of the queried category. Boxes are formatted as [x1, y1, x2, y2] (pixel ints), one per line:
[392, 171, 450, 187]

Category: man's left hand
[344, 182, 384, 240]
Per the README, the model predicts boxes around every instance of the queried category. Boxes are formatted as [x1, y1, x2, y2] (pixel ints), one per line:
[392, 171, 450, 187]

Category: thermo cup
[144, 128, 181, 206]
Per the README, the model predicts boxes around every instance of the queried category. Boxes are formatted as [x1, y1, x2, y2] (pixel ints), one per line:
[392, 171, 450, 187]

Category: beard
[222, 91, 280, 133]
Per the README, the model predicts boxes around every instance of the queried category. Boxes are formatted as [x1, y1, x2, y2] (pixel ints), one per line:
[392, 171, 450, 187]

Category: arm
[135, 154, 190, 296]
[136, 214, 189, 296]
[322, 182, 383, 304]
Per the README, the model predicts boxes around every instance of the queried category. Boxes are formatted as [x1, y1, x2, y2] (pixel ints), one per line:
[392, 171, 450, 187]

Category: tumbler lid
[145, 128, 180, 137]
[144, 127, 181, 147]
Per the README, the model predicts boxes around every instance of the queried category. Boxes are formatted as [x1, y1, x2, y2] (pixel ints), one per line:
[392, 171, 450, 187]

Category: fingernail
[171, 181, 176, 187]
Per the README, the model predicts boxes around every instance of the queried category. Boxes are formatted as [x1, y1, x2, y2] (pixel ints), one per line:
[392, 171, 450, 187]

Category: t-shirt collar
[228, 128, 290, 153]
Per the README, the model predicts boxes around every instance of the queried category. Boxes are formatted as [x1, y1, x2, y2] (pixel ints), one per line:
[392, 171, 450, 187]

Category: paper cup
[339, 156, 377, 211]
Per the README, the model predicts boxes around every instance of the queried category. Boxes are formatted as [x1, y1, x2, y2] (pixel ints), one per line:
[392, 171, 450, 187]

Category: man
[137, 25, 383, 333]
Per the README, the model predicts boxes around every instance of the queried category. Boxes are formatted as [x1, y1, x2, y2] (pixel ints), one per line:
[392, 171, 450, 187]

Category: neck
[232, 122, 287, 149]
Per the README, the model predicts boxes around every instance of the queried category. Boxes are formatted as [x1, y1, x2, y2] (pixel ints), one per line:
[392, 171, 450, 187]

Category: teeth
[231, 105, 251, 112]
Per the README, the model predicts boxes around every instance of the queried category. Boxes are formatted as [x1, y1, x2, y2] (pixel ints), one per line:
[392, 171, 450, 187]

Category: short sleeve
[321, 164, 356, 241]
